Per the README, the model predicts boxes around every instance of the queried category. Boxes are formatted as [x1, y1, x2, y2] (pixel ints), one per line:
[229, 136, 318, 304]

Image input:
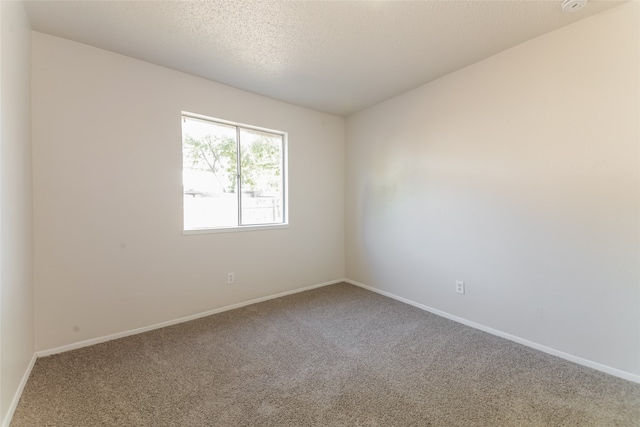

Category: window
[182, 113, 287, 232]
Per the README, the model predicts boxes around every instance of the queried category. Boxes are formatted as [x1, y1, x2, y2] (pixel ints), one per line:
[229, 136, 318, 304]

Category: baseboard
[37, 278, 344, 358]
[345, 279, 640, 384]
[2, 352, 37, 427]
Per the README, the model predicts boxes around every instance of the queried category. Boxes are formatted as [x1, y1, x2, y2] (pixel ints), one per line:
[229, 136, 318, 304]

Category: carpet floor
[11, 282, 640, 426]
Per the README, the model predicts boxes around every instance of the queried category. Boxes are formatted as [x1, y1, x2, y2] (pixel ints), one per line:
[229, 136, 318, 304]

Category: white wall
[0, 0, 34, 423]
[32, 33, 345, 351]
[346, 3, 639, 376]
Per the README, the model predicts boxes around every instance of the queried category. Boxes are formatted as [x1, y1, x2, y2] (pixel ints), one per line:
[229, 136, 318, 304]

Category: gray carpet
[11, 283, 640, 426]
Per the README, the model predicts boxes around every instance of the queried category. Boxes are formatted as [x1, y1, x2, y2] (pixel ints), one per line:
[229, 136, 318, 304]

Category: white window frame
[182, 112, 288, 235]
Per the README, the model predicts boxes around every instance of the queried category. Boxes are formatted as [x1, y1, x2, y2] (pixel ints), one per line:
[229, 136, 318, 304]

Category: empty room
[1, 0, 639, 425]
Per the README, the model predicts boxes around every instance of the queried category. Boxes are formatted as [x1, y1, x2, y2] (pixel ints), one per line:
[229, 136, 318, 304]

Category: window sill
[183, 223, 289, 235]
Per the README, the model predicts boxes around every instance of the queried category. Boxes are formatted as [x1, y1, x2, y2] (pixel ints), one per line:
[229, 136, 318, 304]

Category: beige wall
[0, 0, 34, 423]
[32, 33, 345, 351]
[346, 3, 639, 376]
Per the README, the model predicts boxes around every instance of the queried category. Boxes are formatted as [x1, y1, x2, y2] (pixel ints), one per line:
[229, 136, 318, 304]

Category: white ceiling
[24, 0, 627, 117]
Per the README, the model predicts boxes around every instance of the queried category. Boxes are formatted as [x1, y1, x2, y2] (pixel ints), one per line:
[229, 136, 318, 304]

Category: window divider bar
[235, 126, 243, 226]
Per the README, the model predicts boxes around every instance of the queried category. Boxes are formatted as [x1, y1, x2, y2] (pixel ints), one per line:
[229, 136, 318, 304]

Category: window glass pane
[182, 117, 238, 229]
[239, 128, 284, 225]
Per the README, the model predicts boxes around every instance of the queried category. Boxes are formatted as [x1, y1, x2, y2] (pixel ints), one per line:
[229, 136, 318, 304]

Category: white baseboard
[345, 279, 640, 384]
[2, 352, 37, 427]
[37, 278, 343, 357]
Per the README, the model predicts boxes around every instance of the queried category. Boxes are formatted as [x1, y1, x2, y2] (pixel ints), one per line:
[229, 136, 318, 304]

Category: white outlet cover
[456, 281, 465, 294]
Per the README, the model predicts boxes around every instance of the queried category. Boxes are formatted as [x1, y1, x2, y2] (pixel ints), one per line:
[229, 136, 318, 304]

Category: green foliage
[184, 131, 282, 194]
[240, 136, 282, 193]
[183, 133, 237, 192]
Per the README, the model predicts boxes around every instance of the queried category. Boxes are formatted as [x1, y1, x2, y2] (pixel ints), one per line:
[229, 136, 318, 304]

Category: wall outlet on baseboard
[227, 272, 235, 285]
[455, 281, 465, 294]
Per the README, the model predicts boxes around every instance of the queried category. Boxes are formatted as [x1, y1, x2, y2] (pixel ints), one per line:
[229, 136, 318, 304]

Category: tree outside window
[182, 115, 286, 230]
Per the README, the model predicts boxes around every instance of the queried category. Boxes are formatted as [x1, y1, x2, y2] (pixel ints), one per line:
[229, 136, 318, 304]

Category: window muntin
[182, 114, 286, 231]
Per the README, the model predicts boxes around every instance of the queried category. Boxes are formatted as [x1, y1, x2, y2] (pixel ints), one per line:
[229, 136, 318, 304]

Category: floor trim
[2, 352, 37, 427]
[345, 279, 640, 384]
[37, 279, 343, 358]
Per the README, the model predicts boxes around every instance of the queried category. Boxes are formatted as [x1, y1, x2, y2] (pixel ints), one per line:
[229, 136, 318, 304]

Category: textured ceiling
[24, 0, 627, 117]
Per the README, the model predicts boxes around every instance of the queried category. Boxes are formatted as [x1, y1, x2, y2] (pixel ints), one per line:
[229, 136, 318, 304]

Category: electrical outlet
[227, 272, 235, 285]
[455, 281, 465, 295]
